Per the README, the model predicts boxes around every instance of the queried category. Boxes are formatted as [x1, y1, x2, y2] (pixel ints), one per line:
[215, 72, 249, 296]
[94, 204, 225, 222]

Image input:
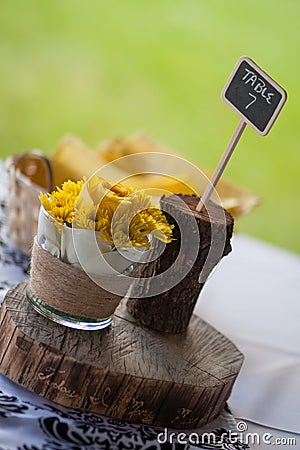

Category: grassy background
[0, 0, 299, 253]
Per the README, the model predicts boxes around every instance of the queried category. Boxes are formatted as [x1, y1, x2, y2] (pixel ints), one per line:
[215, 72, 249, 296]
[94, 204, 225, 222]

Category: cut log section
[127, 195, 234, 333]
[0, 282, 243, 429]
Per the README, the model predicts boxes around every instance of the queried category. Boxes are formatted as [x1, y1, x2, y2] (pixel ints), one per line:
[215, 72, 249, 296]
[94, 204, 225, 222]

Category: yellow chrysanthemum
[39, 179, 84, 224]
[73, 204, 109, 233]
[39, 176, 173, 247]
[39, 193, 75, 224]
[58, 179, 85, 196]
[88, 176, 134, 206]
[129, 208, 174, 248]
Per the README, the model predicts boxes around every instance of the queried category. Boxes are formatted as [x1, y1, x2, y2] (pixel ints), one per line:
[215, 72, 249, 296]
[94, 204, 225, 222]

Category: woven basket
[6, 152, 53, 254]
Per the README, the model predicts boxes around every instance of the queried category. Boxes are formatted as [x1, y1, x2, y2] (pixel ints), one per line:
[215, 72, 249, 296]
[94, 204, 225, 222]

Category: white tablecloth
[196, 234, 300, 449]
[197, 234, 300, 435]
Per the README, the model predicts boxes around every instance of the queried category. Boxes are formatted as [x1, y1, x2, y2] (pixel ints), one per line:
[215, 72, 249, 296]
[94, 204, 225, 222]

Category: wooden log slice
[0, 282, 243, 429]
[127, 195, 234, 333]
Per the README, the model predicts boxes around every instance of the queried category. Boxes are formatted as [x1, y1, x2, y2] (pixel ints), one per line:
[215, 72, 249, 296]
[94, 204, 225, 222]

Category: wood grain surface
[0, 282, 243, 429]
[127, 195, 234, 333]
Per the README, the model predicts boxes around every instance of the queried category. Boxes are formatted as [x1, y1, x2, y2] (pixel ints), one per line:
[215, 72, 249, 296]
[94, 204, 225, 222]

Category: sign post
[196, 56, 287, 211]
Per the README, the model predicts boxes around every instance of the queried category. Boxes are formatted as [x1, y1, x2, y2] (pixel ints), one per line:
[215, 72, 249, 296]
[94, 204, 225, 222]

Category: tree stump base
[127, 195, 234, 333]
[0, 282, 243, 429]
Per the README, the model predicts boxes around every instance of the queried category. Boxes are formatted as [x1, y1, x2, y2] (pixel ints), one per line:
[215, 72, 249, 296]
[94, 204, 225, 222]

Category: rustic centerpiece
[0, 178, 243, 428]
[2, 54, 287, 428]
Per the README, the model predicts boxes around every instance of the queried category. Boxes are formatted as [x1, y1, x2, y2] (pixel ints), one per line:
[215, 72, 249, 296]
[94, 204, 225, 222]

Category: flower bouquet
[26, 176, 173, 330]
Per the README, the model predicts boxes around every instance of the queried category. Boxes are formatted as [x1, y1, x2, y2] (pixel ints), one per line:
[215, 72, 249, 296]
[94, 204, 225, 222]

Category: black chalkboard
[222, 57, 287, 135]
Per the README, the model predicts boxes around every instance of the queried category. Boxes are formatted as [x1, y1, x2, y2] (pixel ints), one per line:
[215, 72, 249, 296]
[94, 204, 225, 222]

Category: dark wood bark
[0, 282, 243, 429]
[127, 195, 234, 333]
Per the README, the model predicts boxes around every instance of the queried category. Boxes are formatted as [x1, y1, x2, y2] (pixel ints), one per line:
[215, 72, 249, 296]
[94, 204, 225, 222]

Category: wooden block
[0, 282, 243, 429]
[127, 195, 234, 333]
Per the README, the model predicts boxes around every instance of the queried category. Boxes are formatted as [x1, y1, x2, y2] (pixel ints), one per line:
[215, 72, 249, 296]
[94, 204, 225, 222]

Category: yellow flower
[88, 176, 133, 206]
[40, 195, 72, 224]
[129, 208, 174, 248]
[39, 176, 173, 247]
[59, 179, 85, 196]
[73, 204, 109, 233]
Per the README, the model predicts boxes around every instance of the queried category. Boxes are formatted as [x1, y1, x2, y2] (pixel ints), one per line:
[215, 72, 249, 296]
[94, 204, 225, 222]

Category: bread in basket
[6, 135, 259, 254]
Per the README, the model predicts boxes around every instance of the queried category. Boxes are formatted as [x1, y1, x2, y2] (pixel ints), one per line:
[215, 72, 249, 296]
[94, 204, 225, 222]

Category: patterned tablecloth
[0, 161, 248, 450]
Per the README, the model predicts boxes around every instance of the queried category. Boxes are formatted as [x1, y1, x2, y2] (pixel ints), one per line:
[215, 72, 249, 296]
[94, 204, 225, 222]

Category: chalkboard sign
[222, 56, 287, 135]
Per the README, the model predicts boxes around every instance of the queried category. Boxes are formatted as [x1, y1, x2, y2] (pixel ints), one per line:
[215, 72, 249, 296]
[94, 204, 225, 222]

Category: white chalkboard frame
[222, 56, 287, 136]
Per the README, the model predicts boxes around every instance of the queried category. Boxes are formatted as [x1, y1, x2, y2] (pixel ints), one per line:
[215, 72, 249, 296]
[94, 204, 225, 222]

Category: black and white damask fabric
[0, 376, 248, 450]
[0, 161, 248, 450]
[0, 162, 29, 304]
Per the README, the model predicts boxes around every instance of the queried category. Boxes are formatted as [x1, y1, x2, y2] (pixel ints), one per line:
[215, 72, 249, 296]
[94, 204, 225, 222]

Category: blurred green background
[0, 0, 299, 253]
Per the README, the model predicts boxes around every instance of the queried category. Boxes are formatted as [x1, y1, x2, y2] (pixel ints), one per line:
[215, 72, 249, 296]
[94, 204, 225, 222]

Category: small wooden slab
[0, 282, 243, 429]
